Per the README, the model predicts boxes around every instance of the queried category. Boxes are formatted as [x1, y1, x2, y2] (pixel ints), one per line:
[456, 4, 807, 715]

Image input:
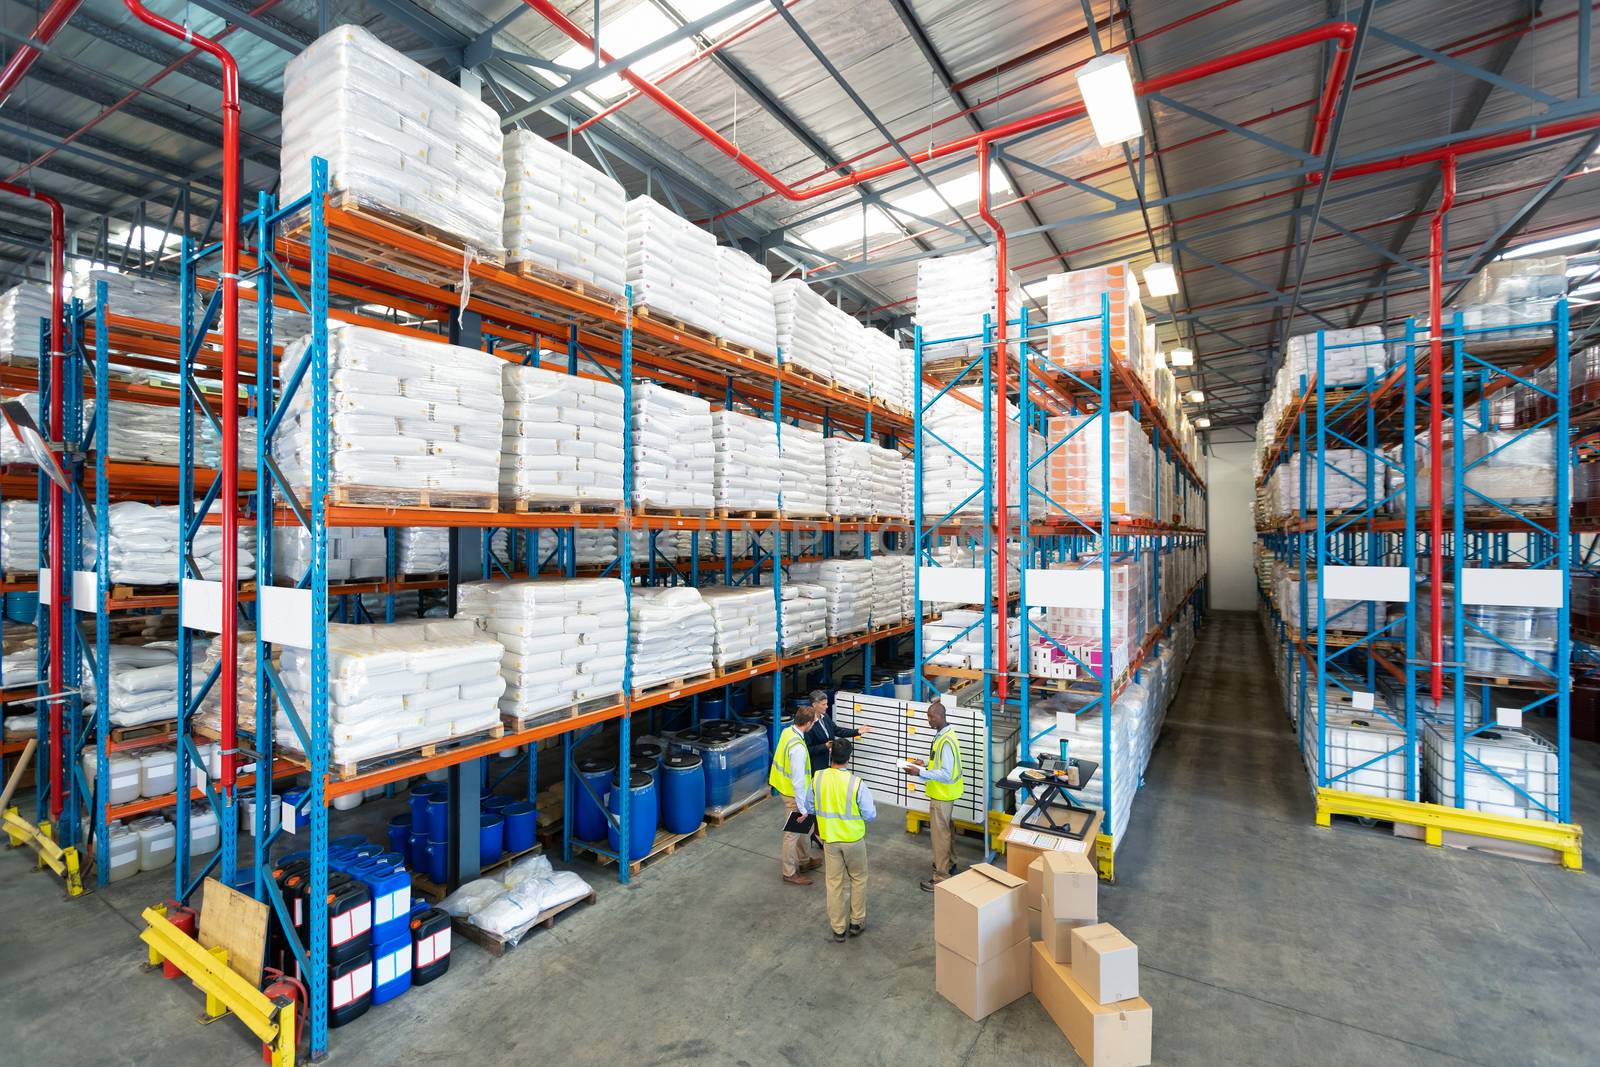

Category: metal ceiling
[2, 0, 1597, 435]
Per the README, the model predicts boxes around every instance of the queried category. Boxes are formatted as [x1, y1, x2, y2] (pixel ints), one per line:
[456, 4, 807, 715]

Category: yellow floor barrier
[1315, 787, 1583, 871]
[3, 806, 83, 897]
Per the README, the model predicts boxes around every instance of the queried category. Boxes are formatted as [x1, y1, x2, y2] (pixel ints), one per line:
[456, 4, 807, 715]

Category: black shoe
[920, 878, 938, 892]
[830, 930, 847, 943]
[847, 923, 865, 937]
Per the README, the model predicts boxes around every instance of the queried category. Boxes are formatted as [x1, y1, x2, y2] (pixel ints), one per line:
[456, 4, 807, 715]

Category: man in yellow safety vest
[811, 737, 876, 942]
[904, 699, 964, 891]
[769, 702, 821, 885]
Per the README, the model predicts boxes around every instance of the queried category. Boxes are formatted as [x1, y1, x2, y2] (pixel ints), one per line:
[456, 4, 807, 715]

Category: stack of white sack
[441, 853, 593, 940]
[781, 582, 828, 649]
[0, 283, 50, 365]
[86, 502, 255, 584]
[629, 528, 692, 563]
[630, 587, 716, 689]
[716, 247, 778, 357]
[280, 25, 505, 257]
[1282, 327, 1387, 388]
[397, 527, 447, 574]
[478, 579, 627, 722]
[863, 328, 910, 411]
[0, 392, 38, 464]
[712, 408, 781, 512]
[277, 324, 503, 507]
[501, 362, 625, 506]
[632, 383, 713, 510]
[279, 620, 505, 765]
[82, 642, 203, 728]
[827, 306, 874, 396]
[779, 425, 829, 517]
[194, 634, 259, 742]
[700, 587, 777, 667]
[2, 499, 38, 573]
[198, 416, 260, 472]
[273, 526, 387, 583]
[772, 279, 837, 380]
[502, 129, 625, 296]
[866, 445, 905, 517]
[921, 389, 1023, 520]
[825, 438, 875, 516]
[893, 552, 914, 620]
[789, 558, 873, 638]
[76, 268, 307, 346]
[901, 461, 914, 519]
[527, 528, 627, 568]
[914, 246, 1020, 354]
[625, 196, 719, 335]
[869, 555, 909, 626]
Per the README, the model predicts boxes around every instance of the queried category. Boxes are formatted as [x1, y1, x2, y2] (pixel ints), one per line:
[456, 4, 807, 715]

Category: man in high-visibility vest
[811, 737, 876, 942]
[904, 698, 963, 891]
[770, 702, 822, 885]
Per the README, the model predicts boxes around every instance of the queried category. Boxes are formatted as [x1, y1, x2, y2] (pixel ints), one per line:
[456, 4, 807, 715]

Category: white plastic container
[106, 826, 140, 882]
[239, 793, 281, 837]
[332, 791, 363, 812]
[138, 749, 177, 798]
[189, 808, 219, 856]
[136, 820, 176, 871]
[84, 752, 143, 805]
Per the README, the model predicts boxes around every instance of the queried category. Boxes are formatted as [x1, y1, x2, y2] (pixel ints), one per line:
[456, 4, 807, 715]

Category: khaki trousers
[822, 839, 867, 934]
[781, 794, 813, 876]
[929, 798, 956, 877]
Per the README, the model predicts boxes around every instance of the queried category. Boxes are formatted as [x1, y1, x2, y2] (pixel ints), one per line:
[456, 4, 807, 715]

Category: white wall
[1206, 441, 1258, 612]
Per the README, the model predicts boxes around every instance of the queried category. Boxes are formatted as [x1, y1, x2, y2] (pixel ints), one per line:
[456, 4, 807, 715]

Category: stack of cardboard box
[933, 865, 1032, 1020]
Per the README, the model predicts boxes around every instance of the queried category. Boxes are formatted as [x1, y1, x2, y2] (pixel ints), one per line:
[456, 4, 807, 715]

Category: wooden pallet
[705, 789, 768, 827]
[501, 694, 618, 732]
[632, 504, 713, 519]
[322, 723, 507, 780]
[450, 889, 597, 957]
[714, 508, 783, 521]
[716, 337, 778, 367]
[327, 486, 497, 512]
[574, 824, 706, 876]
[784, 362, 836, 389]
[510, 498, 625, 516]
[630, 670, 716, 702]
[108, 722, 175, 745]
[506, 260, 625, 309]
[634, 305, 722, 345]
[716, 651, 777, 674]
[282, 193, 506, 273]
[408, 841, 545, 902]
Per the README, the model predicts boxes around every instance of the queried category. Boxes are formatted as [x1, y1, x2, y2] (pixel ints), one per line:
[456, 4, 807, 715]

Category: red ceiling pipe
[0, 181, 65, 819]
[1427, 157, 1454, 706]
[122, 0, 242, 793]
[976, 142, 1012, 701]
[0, 0, 86, 102]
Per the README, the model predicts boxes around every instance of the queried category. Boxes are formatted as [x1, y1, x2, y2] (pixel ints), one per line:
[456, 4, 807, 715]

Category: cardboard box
[1071, 924, 1139, 1004]
[1027, 905, 1042, 942]
[933, 863, 1028, 964]
[1006, 838, 1046, 880]
[1026, 857, 1043, 912]
[1002, 804, 1101, 871]
[1041, 849, 1098, 922]
[1043, 912, 1090, 964]
[936, 940, 1031, 1021]
[1032, 942, 1152, 1067]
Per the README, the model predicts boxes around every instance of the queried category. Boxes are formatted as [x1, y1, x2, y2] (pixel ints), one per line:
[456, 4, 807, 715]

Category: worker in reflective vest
[811, 737, 876, 942]
[904, 699, 964, 891]
[769, 702, 821, 885]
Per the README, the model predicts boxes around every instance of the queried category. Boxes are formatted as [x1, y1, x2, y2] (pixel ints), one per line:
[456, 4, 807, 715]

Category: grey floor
[2, 610, 1596, 1065]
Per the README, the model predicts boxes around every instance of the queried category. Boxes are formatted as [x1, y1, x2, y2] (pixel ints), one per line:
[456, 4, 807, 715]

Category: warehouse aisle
[2, 611, 1595, 1065]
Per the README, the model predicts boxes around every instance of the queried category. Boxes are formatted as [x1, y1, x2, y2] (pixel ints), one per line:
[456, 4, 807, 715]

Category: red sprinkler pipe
[976, 143, 1012, 701]
[1428, 157, 1455, 706]
[0, 181, 65, 818]
[121, 0, 242, 792]
[0, 0, 86, 103]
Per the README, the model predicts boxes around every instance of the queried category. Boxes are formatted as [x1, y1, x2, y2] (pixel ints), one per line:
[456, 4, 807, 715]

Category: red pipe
[977, 143, 1011, 701]
[122, 0, 242, 793]
[0, 181, 64, 818]
[1428, 157, 1455, 706]
[0, 0, 86, 102]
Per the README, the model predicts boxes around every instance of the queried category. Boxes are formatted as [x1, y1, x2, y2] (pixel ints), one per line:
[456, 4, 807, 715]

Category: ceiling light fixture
[1076, 53, 1143, 147]
[1196, 416, 1212, 429]
[1143, 261, 1178, 297]
[1186, 389, 1205, 403]
[1169, 347, 1194, 367]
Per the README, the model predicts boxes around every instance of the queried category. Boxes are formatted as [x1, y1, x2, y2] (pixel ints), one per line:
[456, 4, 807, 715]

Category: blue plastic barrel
[729, 685, 750, 715]
[482, 794, 513, 816]
[607, 770, 657, 859]
[839, 673, 863, 693]
[895, 670, 913, 699]
[479, 812, 505, 866]
[502, 801, 536, 853]
[408, 830, 429, 871]
[409, 781, 447, 833]
[659, 754, 705, 835]
[573, 756, 614, 842]
[699, 693, 727, 720]
[426, 840, 447, 884]
[386, 813, 411, 856]
[426, 796, 449, 842]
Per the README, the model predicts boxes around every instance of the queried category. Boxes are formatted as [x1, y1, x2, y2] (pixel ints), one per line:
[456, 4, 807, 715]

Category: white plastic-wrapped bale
[789, 558, 873, 638]
[280, 25, 505, 258]
[716, 246, 778, 358]
[277, 324, 503, 508]
[862, 327, 909, 411]
[86, 502, 255, 585]
[700, 586, 777, 667]
[771, 279, 837, 380]
[477, 579, 627, 722]
[2, 499, 38, 573]
[397, 527, 447, 574]
[1282, 327, 1386, 388]
[825, 438, 874, 517]
[781, 582, 828, 650]
[0, 392, 38, 464]
[198, 416, 260, 473]
[501, 130, 626, 296]
[501, 362, 625, 508]
[0, 284, 50, 365]
[914, 246, 1020, 353]
[81, 642, 202, 728]
[779, 424, 828, 517]
[279, 620, 505, 767]
[75, 268, 307, 346]
[631, 383, 713, 511]
[866, 445, 905, 518]
[630, 587, 715, 690]
[528, 528, 624, 568]
[827, 305, 874, 397]
[625, 196, 720, 336]
[711, 408, 780, 513]
[273, 526, 386, 583]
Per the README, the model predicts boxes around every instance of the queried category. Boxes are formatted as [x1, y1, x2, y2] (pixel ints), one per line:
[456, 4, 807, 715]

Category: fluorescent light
[1186, 389, 1204, 403]
[1499, 224, 1600, 260]
[1195, 416, 1212, 429]
[1169, 347, 1194, 367]
[1143, 261, 1177, 297]
[1076, 53, 1143, 147]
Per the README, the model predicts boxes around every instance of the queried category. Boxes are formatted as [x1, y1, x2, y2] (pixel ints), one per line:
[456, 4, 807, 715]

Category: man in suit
[804, 689, 869, 769]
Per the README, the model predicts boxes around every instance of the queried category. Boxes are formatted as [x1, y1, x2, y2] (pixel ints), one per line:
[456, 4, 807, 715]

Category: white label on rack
[1055, 710, 1077, 733]
[918, 565, 985, 603]
[259, 586, 314, 649]
[280, 796, 297, 836]
[1351, 690, 1375, 711]
[1026, 568, 1103, 609]
[1497, 707, 1523, 729]
[1460, 568, 1561, 608]
[1323, 565, 1410, 602]
[71, 570, 98, 612]
[37, 566, 50, 605]
[180, 579, 224, 633]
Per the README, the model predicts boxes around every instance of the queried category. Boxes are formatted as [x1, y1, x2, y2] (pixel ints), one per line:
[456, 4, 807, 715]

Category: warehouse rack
[1255, 306, 1583, 869]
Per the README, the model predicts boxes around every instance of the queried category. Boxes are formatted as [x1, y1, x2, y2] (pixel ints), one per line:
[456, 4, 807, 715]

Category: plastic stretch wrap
[625, 196, 720, 336]
[466, 579, 626, 721]
[396, 527, 447, 574]
[630, 586, 715, 689]
[827, 305, 874, 396]
[281, 25, 505, 256]
[824, 438, 875, 517]
[711, 408, 780, 512]
[273, 526, 387, 583]
[194, 634, 259, 740]
[1045, 411, 1156, 520]
[1040, 262, 1144, 375]
[631, 383, 713, 510]
[789, 558, 873, 638]
[80, 641, 203, 728]
[862, 328, 910, 411]
[699, 586, 777, 667]
[919, 389, 1036, 520]
[502, 129, 625, 295]
[0, 283, 50, 365]
[779, 425, 828, 517]
[1456, 256, 1567, 339]
[86, 502, 256, 585]
[1283, 326, 1386, 387]
[868, 554, 907, 627]
[781, 581, 827, 649]
[865, 444, 905, 518]
[915, 246, 1021, 355]
[501, 362, 624, 506]
[74, 269, 307, 346]
[923, 609, 1021, 670]
[772, 279, 836, 380]
[2, 498, 38, 573]
[715, 246, 778, 358]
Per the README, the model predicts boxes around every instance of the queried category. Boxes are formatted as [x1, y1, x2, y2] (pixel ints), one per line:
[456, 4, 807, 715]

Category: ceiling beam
[65, 12, 283, 113]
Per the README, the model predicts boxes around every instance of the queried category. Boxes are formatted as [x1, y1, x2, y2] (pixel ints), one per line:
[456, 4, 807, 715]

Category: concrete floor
[2, 610, 1596, 1065]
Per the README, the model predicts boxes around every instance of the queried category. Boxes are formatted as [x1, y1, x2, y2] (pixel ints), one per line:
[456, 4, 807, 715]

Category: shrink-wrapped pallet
[919, 389, 1033, 520]
[2, 499, 38, 574]
[280, 25, 505, 257]
[699, 586, 777, 667]
[779, 425, 829, 517]
[397, 526, 447, 574]
[772, 279, 836, 380]
[1044, 411, 1156, 520]
[0, 284, 50, 365]
[631, 383, 713, 511]
[789, 558, 873, 638]
[630, 587, 715, 690]
[868, 555, 904, 627]
[1282, 327, 1386, 388]
[198, 416, 260, 472]
[82, 642, 204, 729]
[75, 268, 306, 346]
[277, 324, 503, 508]
[1041, 262, 1144, 374]
[828, 305, 874, 397]
[478, 579, 627, 721]
[711, 408, 780, 513]
[781, 582, 828, 650]
[825, 438, 875, 517]
[866, 445, 905, 518]
[500, 362, 625, 507]
[914, 246, 1020, 353]
[502, 129, 626, 296]
[625, 196, 720, 335]
[716, 246, 778, 358]
[863, 328, 909, 411]
[86, 502, 256, 585]
[273, 526, 387, 583]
